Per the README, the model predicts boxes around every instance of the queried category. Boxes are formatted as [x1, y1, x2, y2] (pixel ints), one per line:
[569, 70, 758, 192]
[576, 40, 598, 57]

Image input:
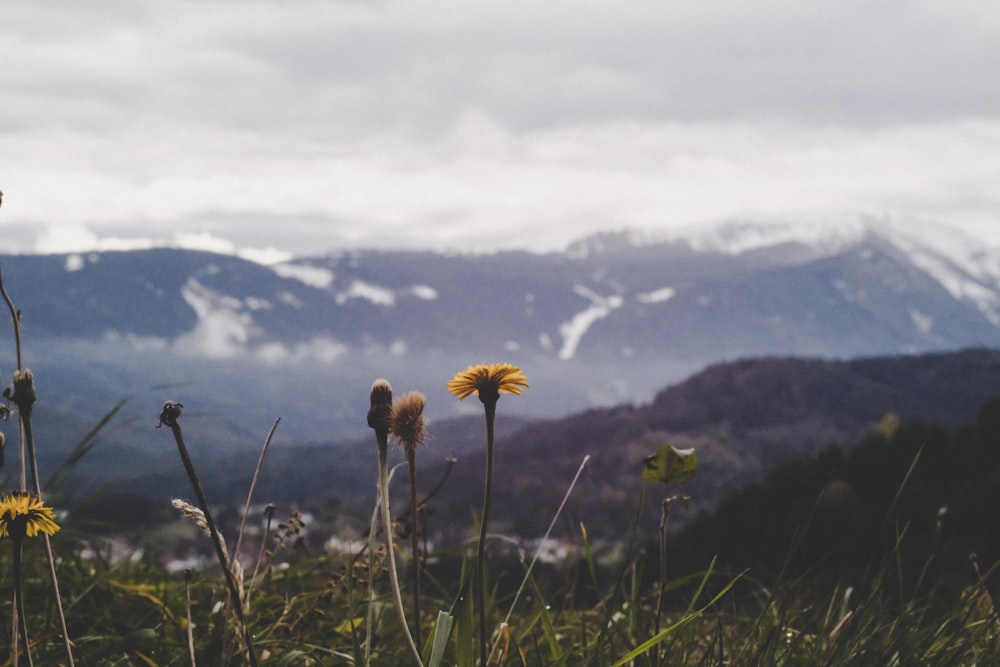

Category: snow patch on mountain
[594, 216, 1000, 328]
[675, 218, 870, 256]
[636, 287, 677, 304]
[558, 286, 623, 360]
[882, 220, 1000, 326]
[410, 285, 438, 300]
[271, 263, 335, 289]
[65, 254, 86, 272]
[337, 280, 395, 306]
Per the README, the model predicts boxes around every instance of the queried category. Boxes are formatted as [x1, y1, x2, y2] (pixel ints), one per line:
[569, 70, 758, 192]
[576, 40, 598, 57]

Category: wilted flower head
[172, 498, 211, 536]
[8, 368, 36, 409]
[367, 379, 393, 435]
[447, 363, 529, 403]
[0, 492, 60, 540]
[392, 391, 427, 453]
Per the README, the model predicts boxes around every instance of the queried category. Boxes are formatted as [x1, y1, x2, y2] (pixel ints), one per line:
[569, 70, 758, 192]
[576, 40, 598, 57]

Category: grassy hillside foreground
[3, 374, 1000, 665]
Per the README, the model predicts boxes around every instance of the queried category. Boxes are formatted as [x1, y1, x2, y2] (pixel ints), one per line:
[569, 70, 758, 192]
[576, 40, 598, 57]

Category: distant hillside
[423, 349, 1000, 544]
[4, 216, 1000, 453]
[668, 397, 1000, 597]
[45, 348, 1000, 552]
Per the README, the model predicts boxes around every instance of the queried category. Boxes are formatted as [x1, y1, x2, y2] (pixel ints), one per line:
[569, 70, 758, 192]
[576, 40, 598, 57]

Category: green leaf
[611, 570, 744, 666]
[455, 562, 476, 667]
[642, 445, 697, 485]
[427, 611, 455, 667]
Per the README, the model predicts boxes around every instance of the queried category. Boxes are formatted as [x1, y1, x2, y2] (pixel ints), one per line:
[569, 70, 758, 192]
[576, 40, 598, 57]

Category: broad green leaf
[427, 611, 455, 667]
[642, 445, 697, 485]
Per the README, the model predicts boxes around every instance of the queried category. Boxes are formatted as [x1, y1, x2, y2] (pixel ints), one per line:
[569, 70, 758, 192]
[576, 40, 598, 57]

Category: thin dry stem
[0, 269, 75, 667]
[234, 417, 281, 565]
[488, 455, 592, 664]
[184, 569, 197, 667]
[406, 447, 423, 648]
[159, 403, 258, 667]
[376, 437, 425, 666]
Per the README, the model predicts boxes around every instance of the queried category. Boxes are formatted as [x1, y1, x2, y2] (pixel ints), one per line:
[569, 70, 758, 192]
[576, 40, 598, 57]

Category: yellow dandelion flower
[447, 363, 529, 402]
[0, 492, 60, 540]
[392, 391, 427, 453]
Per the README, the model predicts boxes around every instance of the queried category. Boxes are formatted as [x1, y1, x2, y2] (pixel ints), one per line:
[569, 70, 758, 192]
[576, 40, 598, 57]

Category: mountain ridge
[2, 216, 1000, 448]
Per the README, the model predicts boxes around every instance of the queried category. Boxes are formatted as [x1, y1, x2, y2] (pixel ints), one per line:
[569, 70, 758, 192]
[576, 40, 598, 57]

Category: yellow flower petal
[0, 492, 60, 540]
[447, 363, 529, 401]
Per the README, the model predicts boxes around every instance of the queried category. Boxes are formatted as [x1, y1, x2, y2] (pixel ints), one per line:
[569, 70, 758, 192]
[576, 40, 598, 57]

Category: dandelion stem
[652, 496, 672, 667]
[12, 537, 34, 667]
[364, 489, 380, 667]
[159, 404, 258, 667]
[406, 446, 424, 648]
[1, 272, 75, 667]
[376, 435, 425, 665]
[477, 398, 497, 667]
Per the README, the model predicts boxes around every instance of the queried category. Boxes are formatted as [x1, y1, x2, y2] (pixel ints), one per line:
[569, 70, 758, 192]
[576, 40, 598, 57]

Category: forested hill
[669, 395, 1000, 597]
[425, 348, 1000, 543]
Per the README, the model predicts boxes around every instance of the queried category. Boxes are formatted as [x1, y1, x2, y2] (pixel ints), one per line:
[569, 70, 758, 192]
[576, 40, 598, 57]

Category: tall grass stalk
[184, 569, 197, 667]
[377, 434, 425, 664]
[234, 417, 281, 567]
[364, 491, 381, 666]
[362, 461, 405, 666]
[652, 495, 685, 663]
[1, 268, 75, 667]
[11, 536, 32, 667]
[488, 454, 591, 664]
[392, 389, 429, 648]
[406, 445, 424, 646]
[245, 503, 277, 604]
[595, 477, 649, 657]
[368, 379, 425, 666]
[447, 362, 528, 666]
[158, 400, 258, 666]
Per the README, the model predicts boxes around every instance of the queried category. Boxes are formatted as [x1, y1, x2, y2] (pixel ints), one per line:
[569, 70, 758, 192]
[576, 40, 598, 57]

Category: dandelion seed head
[392, 391, 427, 453]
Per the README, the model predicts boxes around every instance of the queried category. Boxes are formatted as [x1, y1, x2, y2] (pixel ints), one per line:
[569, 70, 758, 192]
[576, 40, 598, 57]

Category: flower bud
[367, 379, 393, 436]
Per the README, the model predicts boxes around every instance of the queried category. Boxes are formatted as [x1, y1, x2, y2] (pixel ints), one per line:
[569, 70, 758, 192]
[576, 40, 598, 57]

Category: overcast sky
[3, 1, 999, 260]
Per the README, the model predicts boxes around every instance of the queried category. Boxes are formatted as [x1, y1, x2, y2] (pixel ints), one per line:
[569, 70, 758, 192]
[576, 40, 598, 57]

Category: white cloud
[175, 278, 258, 358]
[255, 337, 348, 365]
[3, 1, 1000, 255]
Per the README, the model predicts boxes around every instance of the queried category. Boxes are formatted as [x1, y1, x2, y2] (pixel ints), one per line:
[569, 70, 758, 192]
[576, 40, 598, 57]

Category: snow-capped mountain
[2, 216, 1000, 449]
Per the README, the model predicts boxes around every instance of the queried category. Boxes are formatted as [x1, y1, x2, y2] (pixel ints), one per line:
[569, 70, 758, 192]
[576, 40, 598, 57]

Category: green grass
[0, 269, 997, 666]
[3, 525, 997, 666]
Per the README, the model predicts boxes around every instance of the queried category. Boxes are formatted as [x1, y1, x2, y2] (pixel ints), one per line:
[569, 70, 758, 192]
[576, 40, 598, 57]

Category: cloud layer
[3, 1, 999, 256]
